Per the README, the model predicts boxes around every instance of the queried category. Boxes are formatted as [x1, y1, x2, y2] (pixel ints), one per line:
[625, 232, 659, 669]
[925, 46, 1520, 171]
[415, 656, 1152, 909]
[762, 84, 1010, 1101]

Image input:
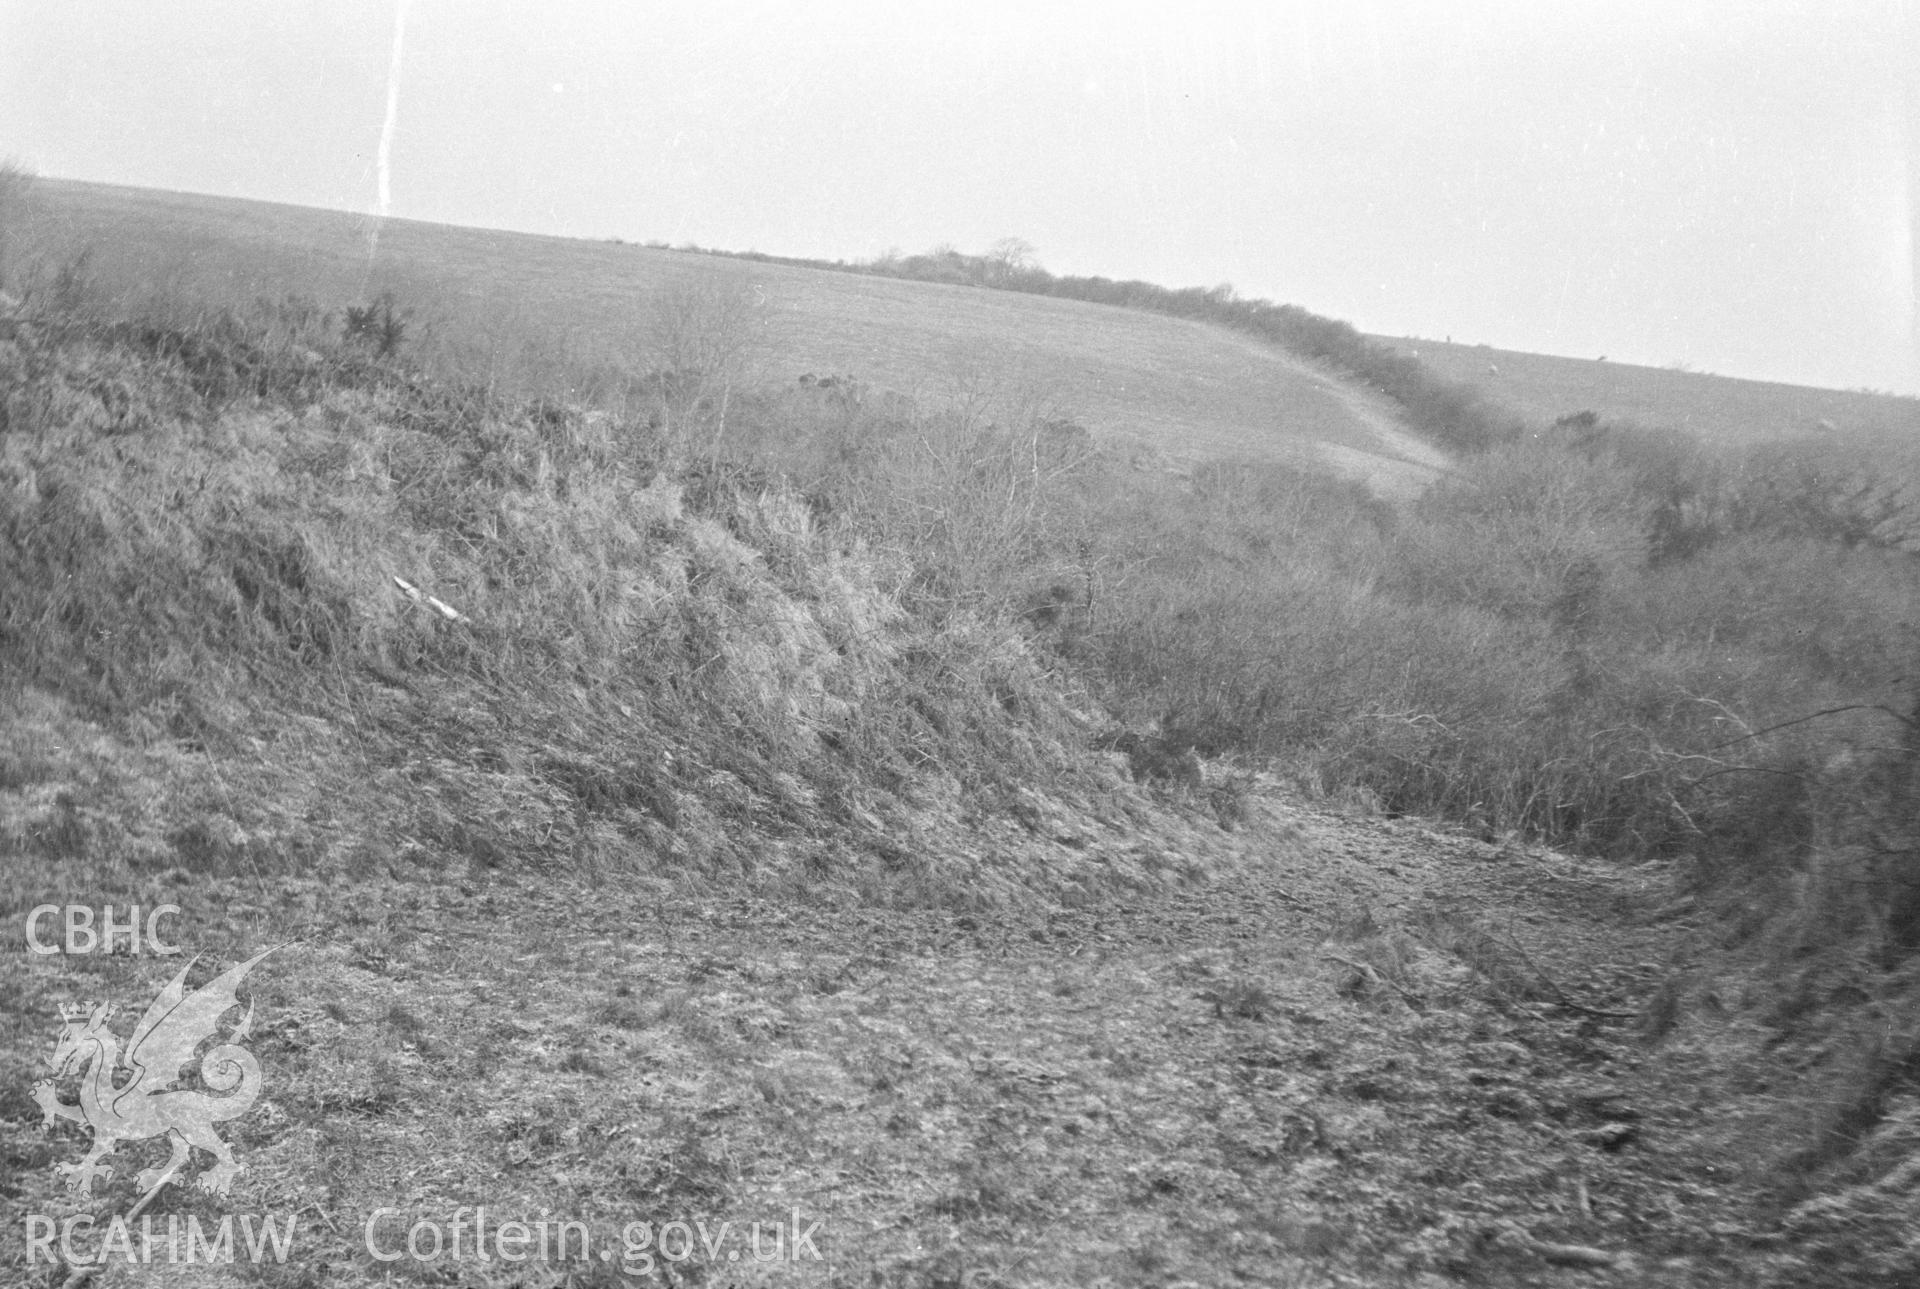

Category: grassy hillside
[16, 180, 1439, 486]
[11, 178, 1920, 969]
[10, 174, 1920, 1284]
[0, 306, 1208, 911]
[1384, 336, 1920, 444]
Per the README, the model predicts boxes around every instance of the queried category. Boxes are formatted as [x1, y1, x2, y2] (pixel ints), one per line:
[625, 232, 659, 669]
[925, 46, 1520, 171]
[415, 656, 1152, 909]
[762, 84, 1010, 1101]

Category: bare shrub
[1403, 437, 1652, 619]
[643, 274, 775, 450]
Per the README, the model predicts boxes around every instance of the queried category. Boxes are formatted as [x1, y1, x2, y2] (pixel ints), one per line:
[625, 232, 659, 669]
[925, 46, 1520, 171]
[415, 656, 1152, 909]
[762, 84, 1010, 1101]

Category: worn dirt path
[9, 778, 1797, 1288]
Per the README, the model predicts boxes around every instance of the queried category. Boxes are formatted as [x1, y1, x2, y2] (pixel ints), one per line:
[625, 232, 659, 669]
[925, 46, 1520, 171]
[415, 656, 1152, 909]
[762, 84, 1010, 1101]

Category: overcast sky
[2, 0, 1914, 393]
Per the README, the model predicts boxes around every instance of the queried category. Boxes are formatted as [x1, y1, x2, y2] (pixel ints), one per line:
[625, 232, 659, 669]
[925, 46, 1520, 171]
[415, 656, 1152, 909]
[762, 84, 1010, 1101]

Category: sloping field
[1380, 335, 1920, 444]
[22, 180, 1441, 486]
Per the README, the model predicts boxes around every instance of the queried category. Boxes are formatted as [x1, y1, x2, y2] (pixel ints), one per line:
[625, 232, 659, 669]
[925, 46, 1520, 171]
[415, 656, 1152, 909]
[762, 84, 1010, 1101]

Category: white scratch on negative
[369, 0, 411, 262]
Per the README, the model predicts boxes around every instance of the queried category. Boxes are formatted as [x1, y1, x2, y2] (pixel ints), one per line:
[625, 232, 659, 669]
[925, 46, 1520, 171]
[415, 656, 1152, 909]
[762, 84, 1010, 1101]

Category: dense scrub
[728, 380, 1920, 917]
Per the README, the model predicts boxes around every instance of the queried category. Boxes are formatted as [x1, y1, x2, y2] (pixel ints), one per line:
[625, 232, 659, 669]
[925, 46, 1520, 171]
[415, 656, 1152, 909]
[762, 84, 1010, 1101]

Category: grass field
[1382, 336, 1920, 444]
[20, 179, 1439, 485]
[28, 181, 1909, 471]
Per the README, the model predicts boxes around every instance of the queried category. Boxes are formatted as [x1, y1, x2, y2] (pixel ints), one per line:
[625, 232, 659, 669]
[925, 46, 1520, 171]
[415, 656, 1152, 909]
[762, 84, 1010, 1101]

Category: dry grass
[0, 157, 36, 292]
[0, 302, 1187, 918]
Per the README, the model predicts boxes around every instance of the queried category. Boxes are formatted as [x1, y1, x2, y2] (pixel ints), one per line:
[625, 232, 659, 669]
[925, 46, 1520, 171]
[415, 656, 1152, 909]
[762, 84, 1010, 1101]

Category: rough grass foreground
[0, 300, 1208, 911]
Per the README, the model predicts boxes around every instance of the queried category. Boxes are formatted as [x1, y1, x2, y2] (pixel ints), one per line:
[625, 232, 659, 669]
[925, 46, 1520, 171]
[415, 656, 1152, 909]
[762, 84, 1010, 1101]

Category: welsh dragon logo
[33, 948, 274, 1199]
